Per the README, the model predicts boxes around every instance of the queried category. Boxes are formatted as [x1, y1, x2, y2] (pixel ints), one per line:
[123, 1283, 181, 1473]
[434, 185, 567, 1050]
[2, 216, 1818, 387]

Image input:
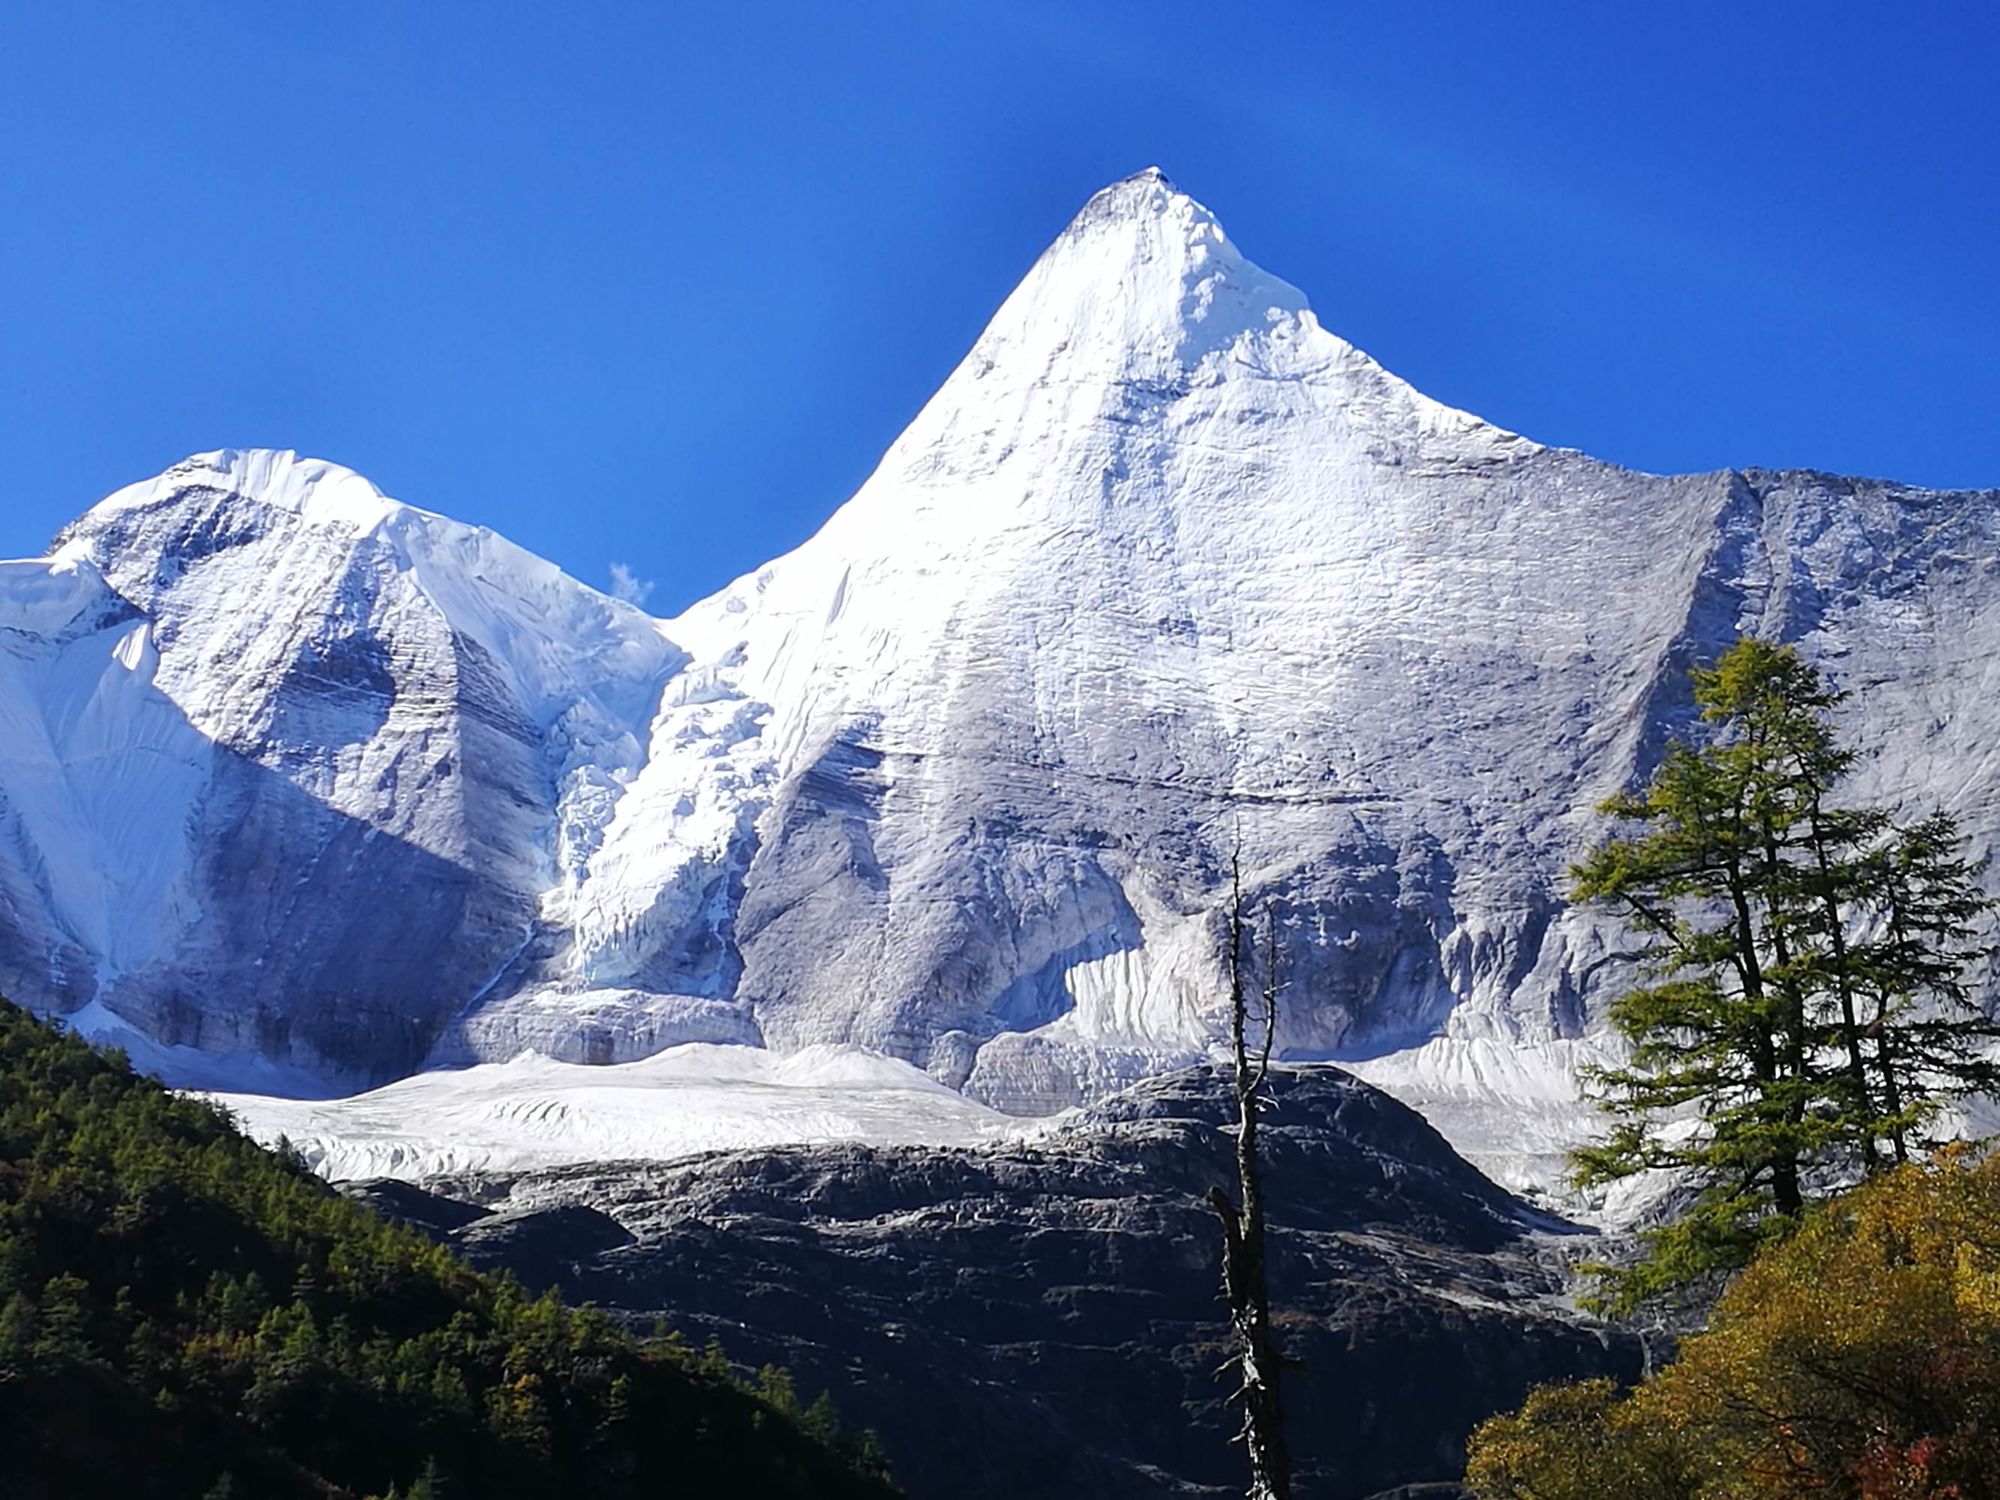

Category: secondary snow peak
[58, 449, 409, 552]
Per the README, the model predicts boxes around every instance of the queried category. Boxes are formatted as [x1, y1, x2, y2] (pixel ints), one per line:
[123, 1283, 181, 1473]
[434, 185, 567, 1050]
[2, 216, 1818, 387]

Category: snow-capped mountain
[0, 449, 706, 1084]
[4, 169, 1997, 1187]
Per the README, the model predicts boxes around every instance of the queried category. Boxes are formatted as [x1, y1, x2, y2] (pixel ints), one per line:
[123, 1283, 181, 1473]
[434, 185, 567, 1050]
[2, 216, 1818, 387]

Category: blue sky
[3, 3, 1995, 613]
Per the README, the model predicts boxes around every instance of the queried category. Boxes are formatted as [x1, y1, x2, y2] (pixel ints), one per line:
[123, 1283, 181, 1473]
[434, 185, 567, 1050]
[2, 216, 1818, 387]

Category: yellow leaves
[485, 1367, 553, 1455]
[1468, 1151, 2000, 1499]
[1949, 1238, 2000, 1324]
[1466, 1378, 1688, 1500]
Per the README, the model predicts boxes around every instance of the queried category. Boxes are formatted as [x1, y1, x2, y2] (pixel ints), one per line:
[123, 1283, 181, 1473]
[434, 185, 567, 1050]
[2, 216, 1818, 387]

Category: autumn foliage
[1467, 1148, 2000, 1498]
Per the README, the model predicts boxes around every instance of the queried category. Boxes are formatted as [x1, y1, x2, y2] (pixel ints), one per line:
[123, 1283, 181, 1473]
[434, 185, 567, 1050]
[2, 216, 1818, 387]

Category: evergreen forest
[0, 999, 895, 1499]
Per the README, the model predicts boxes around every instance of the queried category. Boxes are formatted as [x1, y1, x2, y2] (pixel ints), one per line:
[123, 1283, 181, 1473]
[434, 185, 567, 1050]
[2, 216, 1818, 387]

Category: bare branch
[1209, 824, 1290, 1499]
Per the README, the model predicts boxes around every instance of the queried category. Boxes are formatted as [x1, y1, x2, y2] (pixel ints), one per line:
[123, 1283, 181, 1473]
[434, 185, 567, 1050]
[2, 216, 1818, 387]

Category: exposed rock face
[2, 172, 1995, 1177]
[354, 1065, 1641, 1499]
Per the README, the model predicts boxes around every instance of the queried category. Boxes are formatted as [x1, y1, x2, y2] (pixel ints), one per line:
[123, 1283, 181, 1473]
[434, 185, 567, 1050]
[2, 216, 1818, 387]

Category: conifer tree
[1851, 812, 2000, 1157]
[1569, 637, 2000, 1306]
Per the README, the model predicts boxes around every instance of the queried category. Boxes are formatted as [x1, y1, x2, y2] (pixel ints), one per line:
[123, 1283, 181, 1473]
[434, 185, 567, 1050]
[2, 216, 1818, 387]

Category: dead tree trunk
[1206, 851, 1290, 1500]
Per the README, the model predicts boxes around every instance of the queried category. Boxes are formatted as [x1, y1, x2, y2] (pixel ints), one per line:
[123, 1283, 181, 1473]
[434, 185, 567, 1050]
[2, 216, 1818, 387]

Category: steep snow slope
[0, 556, 205, 1010]
[4, 170, 1998, 1194]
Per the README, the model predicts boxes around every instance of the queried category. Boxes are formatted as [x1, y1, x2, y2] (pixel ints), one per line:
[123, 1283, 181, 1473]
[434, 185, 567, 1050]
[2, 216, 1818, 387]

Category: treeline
[0, 999, 895, 1499]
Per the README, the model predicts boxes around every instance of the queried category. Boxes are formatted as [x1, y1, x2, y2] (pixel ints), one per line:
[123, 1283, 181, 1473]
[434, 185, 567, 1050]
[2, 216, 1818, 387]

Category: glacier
[4, 168, 1998, 1198]
[212, 1043, 1034, 1182]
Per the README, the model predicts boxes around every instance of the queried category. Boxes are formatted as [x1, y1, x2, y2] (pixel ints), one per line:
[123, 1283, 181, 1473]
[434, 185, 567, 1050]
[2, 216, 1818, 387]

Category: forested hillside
[0, 999, 895, 1499]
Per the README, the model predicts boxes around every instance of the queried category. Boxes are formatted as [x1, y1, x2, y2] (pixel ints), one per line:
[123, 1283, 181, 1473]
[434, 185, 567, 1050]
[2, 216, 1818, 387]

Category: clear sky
[3, 3, 1995, 614]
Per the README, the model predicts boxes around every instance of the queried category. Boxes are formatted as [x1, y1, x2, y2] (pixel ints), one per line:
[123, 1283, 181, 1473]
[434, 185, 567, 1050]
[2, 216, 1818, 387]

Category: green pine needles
[1569, 637, 2000, 1309]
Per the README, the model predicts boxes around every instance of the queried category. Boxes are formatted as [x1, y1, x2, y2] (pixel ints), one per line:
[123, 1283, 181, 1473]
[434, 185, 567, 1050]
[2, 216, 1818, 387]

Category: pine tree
[1855, 810, 2000, 1160]
[0, 1290, 38, 1375]
[33, 1273, 96, 1365]
[1569, 637, 2000, 1306]
[405, 1455, 444, 1499]
[800, 1390, 840, 1445]
[755, 1364, 799, 1418]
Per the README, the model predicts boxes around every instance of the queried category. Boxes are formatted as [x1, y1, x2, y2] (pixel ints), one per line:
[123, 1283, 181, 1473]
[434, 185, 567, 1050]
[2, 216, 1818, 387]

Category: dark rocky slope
[352, 1065, 1640, 1498]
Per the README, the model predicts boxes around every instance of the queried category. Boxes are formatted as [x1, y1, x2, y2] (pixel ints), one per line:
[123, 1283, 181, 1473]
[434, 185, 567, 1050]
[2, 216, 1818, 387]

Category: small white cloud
[608, 562, 654, 607]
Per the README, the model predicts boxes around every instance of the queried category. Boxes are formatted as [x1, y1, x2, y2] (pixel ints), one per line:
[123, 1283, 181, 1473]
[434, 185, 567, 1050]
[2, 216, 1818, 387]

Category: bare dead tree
[1205, 847, 1290, 1500]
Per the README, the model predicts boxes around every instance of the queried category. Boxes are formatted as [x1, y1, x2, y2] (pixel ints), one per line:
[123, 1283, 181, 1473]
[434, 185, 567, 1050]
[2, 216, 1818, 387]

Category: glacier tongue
[2, 172, 1999, 1198]
[209, 1043, 1035, 1182]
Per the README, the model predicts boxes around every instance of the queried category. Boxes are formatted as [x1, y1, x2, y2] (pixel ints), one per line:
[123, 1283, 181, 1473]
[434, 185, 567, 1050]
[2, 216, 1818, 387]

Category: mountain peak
[1056, 166, 1232, 258]
[1079, 164, 1178, 210]
[937, 169, 1312, 395]
[55, 449, 412, 562]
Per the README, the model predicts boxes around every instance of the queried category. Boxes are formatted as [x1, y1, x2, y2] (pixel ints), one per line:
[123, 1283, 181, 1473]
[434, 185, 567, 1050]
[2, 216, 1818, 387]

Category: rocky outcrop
[352, 1065, 1641, 1499]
